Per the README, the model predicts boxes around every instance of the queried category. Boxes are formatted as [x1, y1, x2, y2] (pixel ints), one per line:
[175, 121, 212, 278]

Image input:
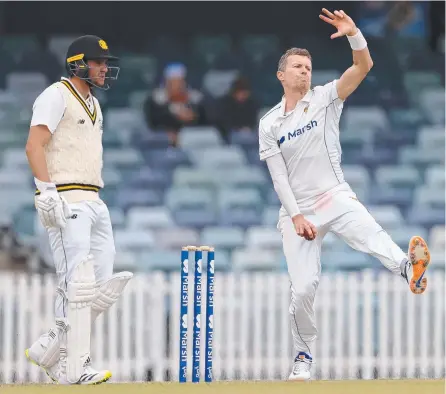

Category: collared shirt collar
[61, 77, 92, 102]
[279, 89, 313, 116]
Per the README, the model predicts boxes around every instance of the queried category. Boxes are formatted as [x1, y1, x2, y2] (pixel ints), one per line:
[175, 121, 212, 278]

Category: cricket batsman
[258, 9, 431, 381]
[24, 35, 133, 385]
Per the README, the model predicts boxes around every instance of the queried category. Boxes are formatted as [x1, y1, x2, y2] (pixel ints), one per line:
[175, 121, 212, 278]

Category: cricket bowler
[24, 35, 133, 385]
[258, 9, 431, 381]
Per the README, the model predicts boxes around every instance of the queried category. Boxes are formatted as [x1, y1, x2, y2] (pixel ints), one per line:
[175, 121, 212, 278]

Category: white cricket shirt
[259, 80, 352, 211]
[31, 77, 95, 133]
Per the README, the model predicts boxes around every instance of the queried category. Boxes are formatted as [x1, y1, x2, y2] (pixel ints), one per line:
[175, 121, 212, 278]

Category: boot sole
[408, 235, 430, 295]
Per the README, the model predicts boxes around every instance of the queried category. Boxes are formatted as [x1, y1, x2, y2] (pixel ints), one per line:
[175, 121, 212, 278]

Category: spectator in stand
[143, 62, 207, 146]
[214, 76, 259, 142]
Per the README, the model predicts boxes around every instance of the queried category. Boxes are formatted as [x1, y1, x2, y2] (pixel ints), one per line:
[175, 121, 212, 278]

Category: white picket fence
[0, 269, 444, 383]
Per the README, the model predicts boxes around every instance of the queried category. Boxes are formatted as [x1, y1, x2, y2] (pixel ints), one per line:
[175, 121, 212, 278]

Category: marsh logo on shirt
[278, 120, 318, 146]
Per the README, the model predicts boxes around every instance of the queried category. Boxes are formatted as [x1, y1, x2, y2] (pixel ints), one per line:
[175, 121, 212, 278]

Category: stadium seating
[0, 34, 443, 274]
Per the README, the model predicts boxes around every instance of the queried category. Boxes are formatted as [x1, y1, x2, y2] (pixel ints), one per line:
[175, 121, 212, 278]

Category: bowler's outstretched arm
[320, 8, 373, 101]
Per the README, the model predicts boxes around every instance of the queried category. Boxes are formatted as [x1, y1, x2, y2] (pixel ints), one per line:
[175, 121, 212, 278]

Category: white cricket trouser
[45, 200, 116, 319]
[278, 188, 407, 357]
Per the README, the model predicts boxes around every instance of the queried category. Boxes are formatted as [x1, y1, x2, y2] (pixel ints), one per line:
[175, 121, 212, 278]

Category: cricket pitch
[0, 380, 444, 394]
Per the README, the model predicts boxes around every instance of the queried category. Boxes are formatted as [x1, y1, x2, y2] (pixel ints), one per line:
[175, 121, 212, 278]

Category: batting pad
[66, 255, 96, 383]
[91, 271, 134, 322]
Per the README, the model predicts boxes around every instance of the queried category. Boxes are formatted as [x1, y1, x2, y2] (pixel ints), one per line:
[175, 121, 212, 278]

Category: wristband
[347, 28, 367, 51]
[34, 177, 56, 193]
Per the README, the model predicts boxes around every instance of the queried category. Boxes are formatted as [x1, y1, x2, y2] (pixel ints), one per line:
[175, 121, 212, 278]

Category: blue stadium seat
[115, 188, 164, 210]
[144, 148, 191, 169]
[172, 167, 215, 189]
[388, 108, 425, 130]
[2, 148, 31, 170]
[105, 108, 145, 132]
[417, 126, 445, 150]
[419, 88, 445, 125]
[154, 227, 200, 250]
[245, 226, 282, 250]
[132, 132, 170, 150]
[215, 166, 268, 192]
[387, 226, 429, 250]
[12, 205, 36, 246]
[114, 251, 138, 272]
[177, 126, 223, 150]
[229, 130, 258, 150]
[102, 131, 125, 149]
[0, 169, 30, 187]
[429, 225, 445, 251]
[202, 69, 239, 98]
[114, 229, 155, 253]
[403, 72, 442, 102]
[424, 165, 445, 187]
[342, 106, 389, 132]
[407, 206, 445, 229]
[102, 167, 123, 187]
[375, 165, 421, 188]
[430, 249, 445, 270]
[342, 165, 371, 199]
[200, 226, 245, 251]
[0, 129, 27, 152]
[369, 185, 414, 212]
[108, 207, 126, 228]
[166, 187, 214, 211]
[266, 189, 281, 207]
[399, 146, 444, 168]
[126, 167, 171, 190]
[137, 249, 179, 271]
[220, 207, 262, 229]
[173, 207, 218, 228]
[367, 205, 404, 230]
[189, 146, 247, 168]
[6, 72, 48, 94]
[218, 188, 263, 211]
[127, 206, 174, 229]
[339, 130, 370, 152]
[262, 206, 279, 226]
[232, 248, 280, 271]
[103, 148, 144, 170]
[99, 185, 118, 207]
[321, 251, 374, 271]
[413, 186, 445, 209]
[0, 189, 34, 217]
[245, 147, 265, 167]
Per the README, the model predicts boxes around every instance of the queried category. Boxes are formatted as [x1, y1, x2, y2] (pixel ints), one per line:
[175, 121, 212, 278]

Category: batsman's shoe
[404, 236, 431, 295]
[25, 347, 58, 383]
[288, 351, 312, 381]
[58, 366, 112, 385]
[57, 355, 112, 385]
